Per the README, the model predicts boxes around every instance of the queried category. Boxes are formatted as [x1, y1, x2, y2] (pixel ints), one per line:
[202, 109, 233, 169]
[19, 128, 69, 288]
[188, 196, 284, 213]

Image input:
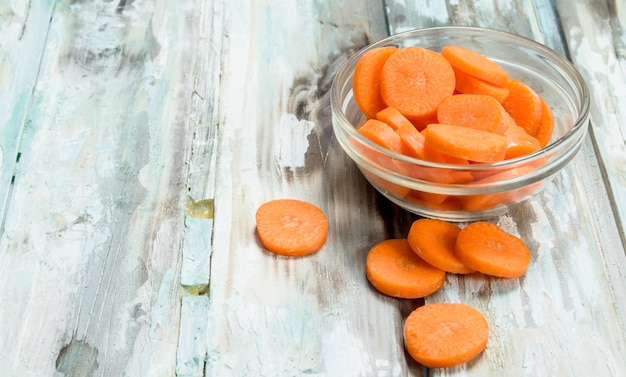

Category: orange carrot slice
[365, 239, 446, 299]
[404, 303, 489, 368]
[352, 46, 398, 119]
[410, 112, 440, 131]
[455, 221, 531, 278]
[463, 165, 537, 211]
[436, 94, 507, 134]
[452, 67, 510, 103]
[423, 124, 507, 163]
[442, 45, 509, 86]
[406, 192, 464, 211]
[407, 218, 475, 274]
[358, 119, 403, 153]
[380, 47, 455, 121]
[255, 199, 328, 257]
[395, 123, 426, 159]
[504, 123, 541, 159]
[376, 106, 414, 131]
[501, 79, 542, 137]
[534, 97, 555, 147]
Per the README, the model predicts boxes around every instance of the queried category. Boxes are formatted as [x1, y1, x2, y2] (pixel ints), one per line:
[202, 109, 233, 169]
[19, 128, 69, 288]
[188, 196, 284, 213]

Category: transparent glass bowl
[331, 26, 590, 221]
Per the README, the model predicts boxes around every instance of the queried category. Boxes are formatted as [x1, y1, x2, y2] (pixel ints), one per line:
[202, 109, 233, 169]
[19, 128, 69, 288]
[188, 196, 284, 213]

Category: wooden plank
[384, 0, 626, 375]
[555, 0, 626, 244]
[176, 296, 210, 377]
[204, 1, 427, 375]
[0, 0, 55, 232]
[0, 0, 212, 375]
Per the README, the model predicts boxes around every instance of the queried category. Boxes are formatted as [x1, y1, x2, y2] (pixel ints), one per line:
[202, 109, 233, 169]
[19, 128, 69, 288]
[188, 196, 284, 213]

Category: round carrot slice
[352, 47, 399, 119]
[357, 118, 404, 152]
[442, 45, 509, 86]
[255, 199, 328, 257]
[436, 94, 507, 134]
[376, 106, 414, 131]
[395, 123, 426, 159]
[501, 79, 542, 137]
[452, 67, 510, 103]
[380, 47, 455, 121]
[404, 303, 489, 368]
[534, 97, 555, 147]
[455, 221, 531, 278]
[407, 218, 474, 274]
[366, 239, 446, 299]
[422, 123, 508, 163]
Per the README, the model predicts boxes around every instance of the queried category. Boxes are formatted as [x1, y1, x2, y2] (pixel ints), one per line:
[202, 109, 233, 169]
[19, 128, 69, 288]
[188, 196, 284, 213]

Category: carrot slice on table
[358, 118, 403, 153]
[423, 123, 507, 163]
[380, 47, 455, 121]
[452, 67, 510, 103]
[437, 94, 507, 134]
[534, 97, 555, 148]
[407, 218, 474, 274]
[352, 46, 398, 119]
[442, 45, 509, 86]
[365, 239, 446, 299]
[404, 303, 489, 368]
[455, 221, 531, 278]
[255, 199, 328, 257]
[501, 79, 542, 137]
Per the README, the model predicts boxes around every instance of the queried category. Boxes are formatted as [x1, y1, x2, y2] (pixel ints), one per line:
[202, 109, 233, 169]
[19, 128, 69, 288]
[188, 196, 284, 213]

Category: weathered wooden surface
[0, 0, 625, 376]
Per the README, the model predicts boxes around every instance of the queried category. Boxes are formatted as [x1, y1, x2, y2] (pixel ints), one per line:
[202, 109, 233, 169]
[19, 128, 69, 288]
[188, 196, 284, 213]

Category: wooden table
[1, 1, 625, 376]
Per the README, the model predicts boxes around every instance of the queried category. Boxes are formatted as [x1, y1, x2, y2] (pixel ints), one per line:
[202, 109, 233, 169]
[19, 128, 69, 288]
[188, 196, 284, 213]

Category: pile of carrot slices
[352, 45, 555, 211]
[255, 199, 532, 368]
[366, 218, 531, 368]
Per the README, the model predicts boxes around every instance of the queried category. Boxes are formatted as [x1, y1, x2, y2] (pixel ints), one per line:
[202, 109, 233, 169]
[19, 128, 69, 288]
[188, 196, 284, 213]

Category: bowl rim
[330, 25, 591, 172]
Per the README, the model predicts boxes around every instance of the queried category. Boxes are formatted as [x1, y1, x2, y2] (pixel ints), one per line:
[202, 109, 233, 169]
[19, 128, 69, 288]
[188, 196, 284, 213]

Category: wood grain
[1, 0, 625, 376]
[0, 0, 206, 375]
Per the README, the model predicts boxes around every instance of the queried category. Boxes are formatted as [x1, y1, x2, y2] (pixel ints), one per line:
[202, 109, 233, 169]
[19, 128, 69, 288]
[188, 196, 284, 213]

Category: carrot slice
[255, 199, 328, 257]
[376, 106, 414, 131]
[452, 67, 510, 103]
[442, 45, 509, 86]
[501, 79, 542, 137]
[358, 119, 403, 153]
[406, 192, 464, 211]
[504, 123, 541, 159]
[410, 112, 439, 131]
[407, 218, 474, 274]
[380, 47, 455, 121]
[463, 166, 538, 211]
[404, 303, 489, 368]
[455, 221, 531, 278]
[534, 97, 555, 147]
[365, 239, 446, 299]
[352, 46, 398, 119]
[423, 123, 507, 163]
[437, 94, 507, 134]
[395, 123, 426, 159]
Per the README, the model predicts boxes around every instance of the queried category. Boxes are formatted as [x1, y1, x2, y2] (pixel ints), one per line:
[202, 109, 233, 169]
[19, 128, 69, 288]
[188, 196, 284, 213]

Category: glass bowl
[330, 26, 590, 221]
